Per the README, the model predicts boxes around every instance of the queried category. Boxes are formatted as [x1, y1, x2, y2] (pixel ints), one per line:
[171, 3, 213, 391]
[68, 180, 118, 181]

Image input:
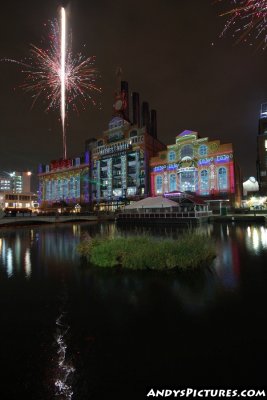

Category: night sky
[0, 0, 266, 190]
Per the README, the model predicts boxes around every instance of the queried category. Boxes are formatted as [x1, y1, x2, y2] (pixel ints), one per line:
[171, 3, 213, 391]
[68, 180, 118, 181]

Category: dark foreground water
[0, 222, 266, 400]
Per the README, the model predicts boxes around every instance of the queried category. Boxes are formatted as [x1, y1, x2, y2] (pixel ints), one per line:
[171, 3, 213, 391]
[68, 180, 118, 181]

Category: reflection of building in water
[150, 130, 242, 207]
[37, 229, 81, 263]
[0, 233, 32, 279]
[246, 226, 267, 252]
[213, 224, 240, 290]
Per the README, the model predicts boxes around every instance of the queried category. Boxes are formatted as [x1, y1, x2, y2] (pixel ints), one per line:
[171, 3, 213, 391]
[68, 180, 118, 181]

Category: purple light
[85, 151, 90, 164]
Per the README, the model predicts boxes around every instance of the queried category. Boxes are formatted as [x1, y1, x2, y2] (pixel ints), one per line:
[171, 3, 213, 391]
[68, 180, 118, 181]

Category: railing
[117, 210, 212, 219]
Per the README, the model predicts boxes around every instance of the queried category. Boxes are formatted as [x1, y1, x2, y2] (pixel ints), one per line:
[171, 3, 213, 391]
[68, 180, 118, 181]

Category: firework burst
[219, 0, 267, 49]
[3, 8, 101, 158]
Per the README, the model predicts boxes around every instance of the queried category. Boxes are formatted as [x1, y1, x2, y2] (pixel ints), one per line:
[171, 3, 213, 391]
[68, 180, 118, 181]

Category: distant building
[0, 192, 37, 211]
[38, 153, 90, 207]
[243, 177, 259, 196]
[150, 130, 242, 207]
[256, 103, 267, 194]
[0, 171, 32, 193]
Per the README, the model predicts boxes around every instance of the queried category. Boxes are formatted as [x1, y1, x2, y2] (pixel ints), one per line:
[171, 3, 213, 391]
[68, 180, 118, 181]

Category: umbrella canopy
[124, 196, 178, 209]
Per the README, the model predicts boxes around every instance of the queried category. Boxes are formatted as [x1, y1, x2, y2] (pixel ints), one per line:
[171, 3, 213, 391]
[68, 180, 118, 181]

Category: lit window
[178, 170, 197, 192]
[156, 175, 163, 194]
[265, 139, 267, 150]
[200, 169, 209, 194]
[180, 145, 194, 159]
[218, 167, 228, 191]
[168, 151, 176, 162]
[199, 145, 208, 156]
[169, 174, 176, 192]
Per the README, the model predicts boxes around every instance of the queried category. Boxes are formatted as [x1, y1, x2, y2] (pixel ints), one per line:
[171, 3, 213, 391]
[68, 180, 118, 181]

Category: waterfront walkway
[0, 215, 98, 227]
[210, 214, 267, 223]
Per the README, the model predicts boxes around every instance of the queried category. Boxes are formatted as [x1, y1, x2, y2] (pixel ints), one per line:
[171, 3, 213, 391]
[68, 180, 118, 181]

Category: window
[180, 145, 194, 159]
[130, 130, 138, 138]
[169, 174, 176, 192]
[199, 145, 208, 156]
[218, 167, 228, 191]
[200, 169, 209, 194]
[178, 170, 197, 192]
[156, 175, 163, 194]
[265, 139, 267, 150]
[168, 151, 176, 162]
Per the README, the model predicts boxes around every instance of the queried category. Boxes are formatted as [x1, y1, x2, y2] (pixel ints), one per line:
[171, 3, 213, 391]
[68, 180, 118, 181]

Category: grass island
[77, 233, 216, 271]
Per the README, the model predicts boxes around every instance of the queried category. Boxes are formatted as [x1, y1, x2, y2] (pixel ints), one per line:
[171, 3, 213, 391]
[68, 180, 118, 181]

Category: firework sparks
[2, 8, 101, 159]
[219, 0, 267, 49]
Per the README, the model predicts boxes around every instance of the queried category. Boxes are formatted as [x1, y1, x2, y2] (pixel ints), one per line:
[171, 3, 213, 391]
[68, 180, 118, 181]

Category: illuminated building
[38, 153, 90, 207]
[256, 103, 267, 194]
[38, 80, 165, 210]
[85, 80, 166, 210]
[0, 171, 32, 193]
[0, 192, 38, 211]
[150, 130, 242, 207]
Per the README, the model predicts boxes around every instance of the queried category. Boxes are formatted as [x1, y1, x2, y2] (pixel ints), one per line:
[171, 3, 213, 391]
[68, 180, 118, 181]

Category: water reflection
[212, 224, 241, 290]
[0, 221, 267, 399]
[25, 248, 31, 279]
[0, 231, 34, 279]
[245, 225, 267, 253]
[0, 221, 266, 296]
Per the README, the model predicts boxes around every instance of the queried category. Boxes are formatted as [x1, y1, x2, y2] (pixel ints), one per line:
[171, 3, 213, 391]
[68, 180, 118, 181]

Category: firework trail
[219, 0, 267, 49]
[2, 7, 101, 159]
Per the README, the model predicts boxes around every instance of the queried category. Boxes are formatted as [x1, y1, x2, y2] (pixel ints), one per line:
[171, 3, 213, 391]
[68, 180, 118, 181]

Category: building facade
[86, 81, 166, 209]
[0, 192, 38, 211]
[38, 153, 90, 208]
[0, 171, 32, 193]
[150, 130, 242, 207]
[256, 103, 267, 195]
[38, 80, 165, 210]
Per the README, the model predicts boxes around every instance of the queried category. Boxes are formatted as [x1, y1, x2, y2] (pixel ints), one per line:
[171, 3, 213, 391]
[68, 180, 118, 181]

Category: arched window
[156, 175, 163, 194]
[180, 144, 194, 159]
[218, 167, 228, 191]
[199, 145, 208, 157]
[169, 174, 176, 192]
[168, 151, 176, 162]
[130, 130, 138, 138]
[200, 169, 209, 194]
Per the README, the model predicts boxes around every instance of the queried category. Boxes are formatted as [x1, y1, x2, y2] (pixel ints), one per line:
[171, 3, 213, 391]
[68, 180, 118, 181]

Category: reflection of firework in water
[3, 7, 101, 159]
[219, 0, 267, 49]
[55, 312, 75, 399]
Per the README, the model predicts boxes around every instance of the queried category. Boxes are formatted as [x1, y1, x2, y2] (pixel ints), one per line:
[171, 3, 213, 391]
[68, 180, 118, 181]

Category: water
[0, 222, 267, 399]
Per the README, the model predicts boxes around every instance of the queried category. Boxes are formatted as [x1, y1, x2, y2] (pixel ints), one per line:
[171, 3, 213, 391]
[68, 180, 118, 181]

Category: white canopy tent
[124, 196, 178, 210]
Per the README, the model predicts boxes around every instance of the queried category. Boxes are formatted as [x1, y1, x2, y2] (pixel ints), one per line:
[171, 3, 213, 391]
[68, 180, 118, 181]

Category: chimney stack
[141, 101, 150, 133]
[150, 109, 157, 139]
[121, 80, 129, 120]
[132, 92, 140, 127]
